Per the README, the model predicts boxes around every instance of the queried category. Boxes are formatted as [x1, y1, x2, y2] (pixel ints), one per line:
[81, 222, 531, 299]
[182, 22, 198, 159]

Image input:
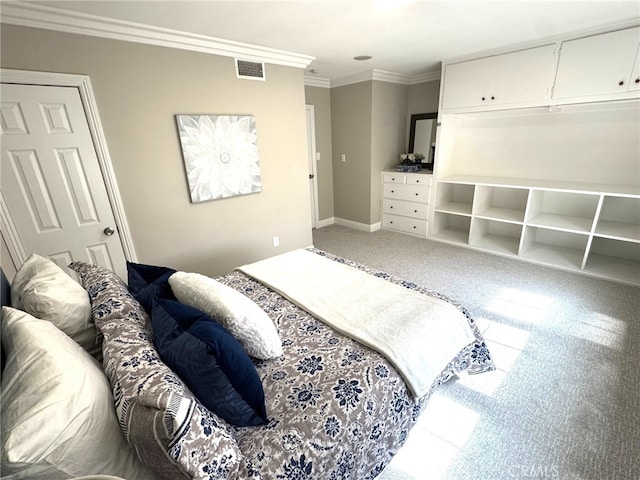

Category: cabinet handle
[618, 80, 625, 86]
[390, 206, 393, 209]
[413, 226, 417, 229]
[391, 190, 395, 193]
[391, 177, 395, 181]
[414, 210, 418, 213]
[481, 96, 486, 101]
[491, 96, 495, 100]
[415, 193, 419, 196]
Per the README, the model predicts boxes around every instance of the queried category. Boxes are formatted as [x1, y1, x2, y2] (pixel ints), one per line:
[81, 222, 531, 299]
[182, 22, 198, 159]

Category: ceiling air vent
[235, 59, 266, 81]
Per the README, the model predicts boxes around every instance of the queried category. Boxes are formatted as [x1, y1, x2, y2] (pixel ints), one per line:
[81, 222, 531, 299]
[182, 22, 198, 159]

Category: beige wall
[1, 25, 312, 277]
[406, 80, 441, 146]
[304, 86, 334, 222]
[330, 82, 373, 225]
[371, 81, 409, 224]
[330, 80, 438, 227]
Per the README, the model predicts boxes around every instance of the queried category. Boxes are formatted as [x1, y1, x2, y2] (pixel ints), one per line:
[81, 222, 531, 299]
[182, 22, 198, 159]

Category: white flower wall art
[176, 114, 263, 202]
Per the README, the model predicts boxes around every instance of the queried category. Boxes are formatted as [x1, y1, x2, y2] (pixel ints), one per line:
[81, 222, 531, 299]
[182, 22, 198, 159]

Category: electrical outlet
[272, 236, 279, 247]
[316, 152, 321, 161]
[340, 153, 346, 163]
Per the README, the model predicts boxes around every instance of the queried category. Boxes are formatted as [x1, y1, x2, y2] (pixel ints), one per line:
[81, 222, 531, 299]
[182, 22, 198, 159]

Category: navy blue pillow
[127, 262, 176, 313]
[151, 299, 267, 426]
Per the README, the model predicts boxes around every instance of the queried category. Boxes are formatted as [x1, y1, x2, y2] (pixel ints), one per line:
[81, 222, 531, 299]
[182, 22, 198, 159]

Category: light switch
[340, 153, 346, 162]
[316, 152, 321, 161]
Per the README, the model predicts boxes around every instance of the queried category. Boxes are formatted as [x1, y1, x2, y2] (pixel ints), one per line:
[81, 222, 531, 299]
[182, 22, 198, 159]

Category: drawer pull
[390, 206, 394, 209]
[414, 210, 418, 213]
[391, 190, 395, 193]
[415, 193, 419, 196]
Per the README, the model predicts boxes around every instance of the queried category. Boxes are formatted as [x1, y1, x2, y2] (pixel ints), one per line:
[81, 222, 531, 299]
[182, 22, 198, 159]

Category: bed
[1, 248, 494, 480]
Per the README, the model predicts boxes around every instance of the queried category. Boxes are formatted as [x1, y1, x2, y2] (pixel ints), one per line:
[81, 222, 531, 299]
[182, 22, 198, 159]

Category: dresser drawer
[383, 199, 428, 219]
[383, 172, 433, 185]
[383, 184, 430, 203]
[405, 173, 432, 186]
[382, 214, 428, 236]
[382, 173, 406, 184]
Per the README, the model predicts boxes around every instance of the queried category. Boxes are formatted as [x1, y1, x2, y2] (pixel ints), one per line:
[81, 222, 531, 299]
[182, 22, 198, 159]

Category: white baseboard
[334, 217, 381, 232]
[316, 217, 335, 229]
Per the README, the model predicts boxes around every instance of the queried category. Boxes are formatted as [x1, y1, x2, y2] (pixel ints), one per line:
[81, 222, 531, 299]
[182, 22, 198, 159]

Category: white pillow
[169, 271, 283, 360]
[10, 253, 99, 357]
[0, 307, 159, 480]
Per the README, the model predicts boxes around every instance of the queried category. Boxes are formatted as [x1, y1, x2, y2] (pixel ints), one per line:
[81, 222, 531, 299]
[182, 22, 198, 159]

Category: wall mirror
[408, 112, 438, 170]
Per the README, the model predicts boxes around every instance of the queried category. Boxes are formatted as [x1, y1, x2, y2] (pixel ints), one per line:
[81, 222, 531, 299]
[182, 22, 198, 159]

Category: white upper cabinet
[442, 44, 557, 111]
[553, 27, 640, 99]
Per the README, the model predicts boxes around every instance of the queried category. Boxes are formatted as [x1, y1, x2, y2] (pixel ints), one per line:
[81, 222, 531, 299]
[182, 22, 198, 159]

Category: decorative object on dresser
[397, 153, 425, 172]
[381, 171, 432, 237]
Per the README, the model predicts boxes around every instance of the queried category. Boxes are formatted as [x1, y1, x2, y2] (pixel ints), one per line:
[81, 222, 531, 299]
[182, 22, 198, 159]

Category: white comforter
[238, 249, 476, 398]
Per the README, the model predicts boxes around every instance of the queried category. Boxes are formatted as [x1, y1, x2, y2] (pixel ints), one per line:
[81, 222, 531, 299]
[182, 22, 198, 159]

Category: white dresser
[381, 171, 433, 237]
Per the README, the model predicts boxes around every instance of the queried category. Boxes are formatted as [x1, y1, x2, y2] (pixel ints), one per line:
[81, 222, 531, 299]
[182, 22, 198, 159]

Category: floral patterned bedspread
[218, 249, 493, 480]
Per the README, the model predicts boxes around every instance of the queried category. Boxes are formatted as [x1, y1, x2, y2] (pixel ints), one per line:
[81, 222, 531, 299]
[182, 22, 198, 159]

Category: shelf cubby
[469, 218, 522, 256]
[584, 237, 640, 284]
[526, 190, 600, 233]
[435, 182, 474, 216]
[520, 226, 589, 270]
[594, 196, 640, 242]
[473, 185, 528, 223]
[432, 212, 471, 244]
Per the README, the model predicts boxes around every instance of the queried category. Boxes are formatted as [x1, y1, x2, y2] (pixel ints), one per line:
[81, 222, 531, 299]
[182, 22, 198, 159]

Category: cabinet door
[490, 45, 557, 105]
[553, 27, 640, 98]
[442, 45, 556, 110]
[442, 57, 494, 110]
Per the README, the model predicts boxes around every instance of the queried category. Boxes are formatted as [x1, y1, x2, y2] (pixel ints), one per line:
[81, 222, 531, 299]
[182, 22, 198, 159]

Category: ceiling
[9, 0, 640, 84]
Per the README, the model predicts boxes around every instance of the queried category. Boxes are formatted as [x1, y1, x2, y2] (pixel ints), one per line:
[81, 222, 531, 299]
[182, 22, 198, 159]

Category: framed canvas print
[176, 114, 262, 202]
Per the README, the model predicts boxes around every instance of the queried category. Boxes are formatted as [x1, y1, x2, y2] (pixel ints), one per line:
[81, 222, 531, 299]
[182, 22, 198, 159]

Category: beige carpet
[312, 225, 640, 480]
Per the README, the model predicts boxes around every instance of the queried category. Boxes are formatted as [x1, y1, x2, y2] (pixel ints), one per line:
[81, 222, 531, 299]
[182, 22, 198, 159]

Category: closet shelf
[435, 202, 472, 216]
[526, 213, 593, 234]
[474, 206, 525, 223]
[595, 220, 640, 243]
[439, 175, 640, 197]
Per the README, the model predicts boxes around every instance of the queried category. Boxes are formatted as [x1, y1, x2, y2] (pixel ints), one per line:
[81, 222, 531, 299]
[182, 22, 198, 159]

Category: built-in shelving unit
[431, 23, 640, 285]
[432, 176, 640, 284]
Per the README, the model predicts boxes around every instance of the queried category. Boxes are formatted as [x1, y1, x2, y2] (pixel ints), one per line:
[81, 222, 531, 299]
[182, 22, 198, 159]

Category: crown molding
[331, 69, 441, 88]
[407, 70, 441, 85]
[304, 76, 331, 88]
[0, 2, 315, 69]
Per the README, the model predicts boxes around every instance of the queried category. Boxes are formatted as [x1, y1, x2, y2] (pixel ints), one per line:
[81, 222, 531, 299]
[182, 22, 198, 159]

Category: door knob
[309, 174, 315, 179]
[104, 226, 115, 236]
